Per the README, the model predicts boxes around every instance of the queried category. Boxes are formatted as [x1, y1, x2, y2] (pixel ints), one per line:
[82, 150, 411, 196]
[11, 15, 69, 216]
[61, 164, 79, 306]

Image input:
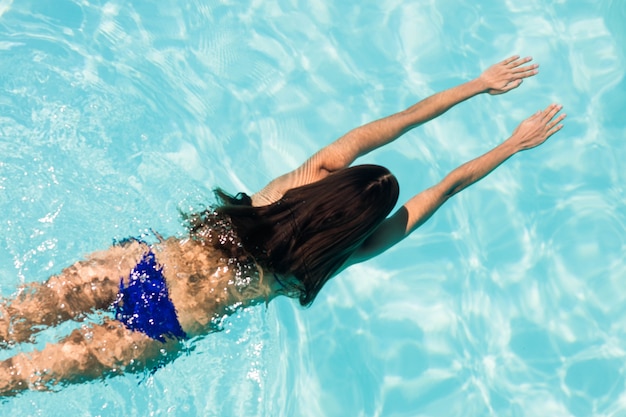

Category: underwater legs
[0, 319, 177, 396]
[0, 269, 119, 347]
[0, 242, 148, 347]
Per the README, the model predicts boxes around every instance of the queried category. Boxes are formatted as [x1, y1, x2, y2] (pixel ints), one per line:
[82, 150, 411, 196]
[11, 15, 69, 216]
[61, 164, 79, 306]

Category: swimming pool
[1, 0, 625, 415]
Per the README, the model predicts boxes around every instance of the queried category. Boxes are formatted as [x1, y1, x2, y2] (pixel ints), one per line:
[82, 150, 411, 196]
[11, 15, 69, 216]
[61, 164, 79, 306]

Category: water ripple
[1, 0, 625, 416]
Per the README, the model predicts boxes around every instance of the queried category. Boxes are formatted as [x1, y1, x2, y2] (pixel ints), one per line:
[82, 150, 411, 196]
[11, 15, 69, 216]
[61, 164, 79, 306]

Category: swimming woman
[0, 55, 565, 395]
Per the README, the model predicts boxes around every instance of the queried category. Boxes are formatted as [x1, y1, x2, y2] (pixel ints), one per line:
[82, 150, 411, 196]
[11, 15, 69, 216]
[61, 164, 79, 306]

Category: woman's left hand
[478, 55, 539, 95]
[507, 103, 566, 152]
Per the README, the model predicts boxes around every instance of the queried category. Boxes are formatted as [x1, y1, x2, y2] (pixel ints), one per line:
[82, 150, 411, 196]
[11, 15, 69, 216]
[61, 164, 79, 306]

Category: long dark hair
[186, 164, 399, 306]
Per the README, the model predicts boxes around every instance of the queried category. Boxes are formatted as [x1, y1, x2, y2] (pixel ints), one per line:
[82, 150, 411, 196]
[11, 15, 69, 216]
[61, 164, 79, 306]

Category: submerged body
[0, 55, 565, 395]
[0, 236, 278, 393]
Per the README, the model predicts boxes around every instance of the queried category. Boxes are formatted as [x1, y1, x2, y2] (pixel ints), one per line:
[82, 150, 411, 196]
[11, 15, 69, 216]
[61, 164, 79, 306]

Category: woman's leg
[0, 242, 146, 347]
[0, 318, 178, 396]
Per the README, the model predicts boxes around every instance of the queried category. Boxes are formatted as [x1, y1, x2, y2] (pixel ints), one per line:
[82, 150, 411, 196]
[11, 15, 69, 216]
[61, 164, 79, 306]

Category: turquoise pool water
[1, 0, 625, 415]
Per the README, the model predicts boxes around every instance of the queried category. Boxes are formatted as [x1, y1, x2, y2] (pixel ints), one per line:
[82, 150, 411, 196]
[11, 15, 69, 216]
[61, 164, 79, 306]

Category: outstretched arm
[315, 55, 539, 172]
[252, 56, 538, 205]
[350, 103, 566, 262]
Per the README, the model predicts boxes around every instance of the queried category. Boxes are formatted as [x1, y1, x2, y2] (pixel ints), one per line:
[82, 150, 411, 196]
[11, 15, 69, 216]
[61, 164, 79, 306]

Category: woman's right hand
[507, 104, 566, 152]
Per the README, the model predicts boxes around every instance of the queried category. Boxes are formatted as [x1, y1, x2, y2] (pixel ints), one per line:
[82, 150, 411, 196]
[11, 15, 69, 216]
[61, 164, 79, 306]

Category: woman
[0, 55, 565, 395]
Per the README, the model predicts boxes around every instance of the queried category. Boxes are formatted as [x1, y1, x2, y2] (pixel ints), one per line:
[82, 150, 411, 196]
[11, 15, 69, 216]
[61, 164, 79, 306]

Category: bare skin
[0, 55, 565, 396]
[0, 239, 278, 395]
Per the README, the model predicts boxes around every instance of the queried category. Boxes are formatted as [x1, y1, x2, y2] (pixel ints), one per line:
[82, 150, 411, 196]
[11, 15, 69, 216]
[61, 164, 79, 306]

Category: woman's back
[153, 237, 275, 337]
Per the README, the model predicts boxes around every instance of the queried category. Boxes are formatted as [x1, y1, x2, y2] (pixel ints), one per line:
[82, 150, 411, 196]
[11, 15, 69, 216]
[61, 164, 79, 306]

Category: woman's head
[190, 164, 399, 306]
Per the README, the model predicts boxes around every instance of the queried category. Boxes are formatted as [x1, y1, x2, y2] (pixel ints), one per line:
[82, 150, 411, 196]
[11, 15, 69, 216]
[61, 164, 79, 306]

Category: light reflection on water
[0, 0, 625, 416]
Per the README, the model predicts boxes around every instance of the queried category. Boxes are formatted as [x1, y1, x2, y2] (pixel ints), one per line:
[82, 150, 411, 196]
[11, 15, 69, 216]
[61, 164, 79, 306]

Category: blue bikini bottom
[114, 250, 186, 342]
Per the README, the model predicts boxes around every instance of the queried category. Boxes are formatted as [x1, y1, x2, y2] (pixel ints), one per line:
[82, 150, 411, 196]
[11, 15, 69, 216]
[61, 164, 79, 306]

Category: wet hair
[186, 164, 399, 306]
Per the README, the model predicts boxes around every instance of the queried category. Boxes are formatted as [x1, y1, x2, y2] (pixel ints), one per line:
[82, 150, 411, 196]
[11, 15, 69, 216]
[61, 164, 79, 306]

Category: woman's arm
[252, 56, 538, 205]
[350, 103, 566, 262]
[314, 55, 538, 172]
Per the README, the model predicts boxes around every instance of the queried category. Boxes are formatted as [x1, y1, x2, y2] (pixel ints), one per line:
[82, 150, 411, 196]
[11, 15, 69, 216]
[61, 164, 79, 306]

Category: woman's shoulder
[251, 159, 331, 206]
